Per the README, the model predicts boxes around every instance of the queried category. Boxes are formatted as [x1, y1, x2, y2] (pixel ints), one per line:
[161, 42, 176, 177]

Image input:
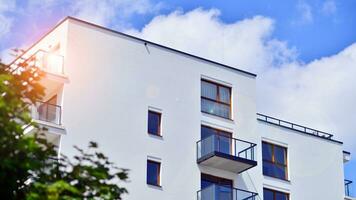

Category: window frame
[262, 141, 288, 181]
[201, 125, 232, 139]
[201, 79, 232, 119]
[201, 125, 233, 155]
[146, 160, 161, 187]
[263, 188, 290, 200]
[201, 173, 233, 188]
[147, 110, 162, 136]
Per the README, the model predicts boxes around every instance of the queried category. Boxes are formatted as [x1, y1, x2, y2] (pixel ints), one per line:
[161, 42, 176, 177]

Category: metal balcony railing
[257, 113, 339, 142]
[345, 179, 353, 197]
[11, 49, 64, 75]
[31, 101, 62, 125]
[197, 134, 257, 162]
[197, 184, 258, 200]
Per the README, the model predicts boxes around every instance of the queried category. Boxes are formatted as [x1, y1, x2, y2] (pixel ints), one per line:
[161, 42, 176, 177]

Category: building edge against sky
[10, 17, 355, 200]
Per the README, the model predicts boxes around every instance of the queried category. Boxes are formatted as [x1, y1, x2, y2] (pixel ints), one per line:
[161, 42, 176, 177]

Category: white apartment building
[11, 17, 354, 200]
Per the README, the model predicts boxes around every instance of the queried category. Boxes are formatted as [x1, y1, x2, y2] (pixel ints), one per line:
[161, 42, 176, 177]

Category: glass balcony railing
[345, 179, 353, 197]
[31, 101, 62, 125]
[197, 134, 257, 173]
[197, 134, 257, 162]
[28, 50, 64, 75]
[197, 184, 257, 200]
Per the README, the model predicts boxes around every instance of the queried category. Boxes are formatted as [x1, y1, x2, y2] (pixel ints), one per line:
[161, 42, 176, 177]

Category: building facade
[12, 17, 354, 200]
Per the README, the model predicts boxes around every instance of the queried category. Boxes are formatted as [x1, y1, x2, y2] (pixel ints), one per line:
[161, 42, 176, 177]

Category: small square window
[148, 111, 161, 136]
[147, 160, 161, 186]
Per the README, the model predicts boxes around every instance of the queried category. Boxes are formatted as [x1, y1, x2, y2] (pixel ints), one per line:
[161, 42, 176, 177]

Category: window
[201, 174, 233, 200]
[201, 79, 231, 119]
[148, 111, 161, 136]
[262, 142, 288, 180]
[201, 173, 233, 189]
[201, 125, 232, 155]
[263, 188, 289, 200]
[147, 160, 161, 186]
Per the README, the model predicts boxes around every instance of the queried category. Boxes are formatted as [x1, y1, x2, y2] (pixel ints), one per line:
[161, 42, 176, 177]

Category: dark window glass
[201, 80, 231, 119]
[275, 192, 289, 200]
[275, 165, 287, 180]
[201, 126, 218, 139]
[201, 81, 217, 100]
[262, 162, 275, 177]
[263, 188, 289, 200]
[219, 86, 230, 104]
[262, 142, 288, 180]
[201, 174, 233, 200]
[148, 111, 161, 136]
[274, 146, 286, 164]
[201, 126, 232, 155]
[262, 142, 273, 161]
[201, 173, 233, 189]
[263, 189, 274, 200]
[147, 160, 160, 186]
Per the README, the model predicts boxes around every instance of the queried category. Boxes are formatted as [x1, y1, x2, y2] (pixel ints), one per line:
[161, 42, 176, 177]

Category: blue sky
[1, 0, 356, 62]
[0, 0, 355, 195]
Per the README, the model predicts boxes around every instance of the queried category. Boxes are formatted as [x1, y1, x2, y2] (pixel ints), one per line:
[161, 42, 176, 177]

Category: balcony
[25, 101, 65, 145]
[345, 180, 355, 199]
[28, 50, 64, 75]
[31, 101, 62, 125]
[10, 50, 68, 99]
[197, 184, 258, 200]
[197, 135, 257, 173]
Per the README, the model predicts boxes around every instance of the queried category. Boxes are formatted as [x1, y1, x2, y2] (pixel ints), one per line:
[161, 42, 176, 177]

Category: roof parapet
[257, 113, 343, 144]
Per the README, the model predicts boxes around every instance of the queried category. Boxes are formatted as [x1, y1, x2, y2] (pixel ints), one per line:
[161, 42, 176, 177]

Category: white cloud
[0, 0, 15, 12]
[296, 1, 313, 24]
[126, 8, 356, 151]
[127, 8, 297, 73]
[0, 14, 12, 38]
[258, 44, 356, 150]
[321, 0, 337, 16]
[0, 0, 15, 39]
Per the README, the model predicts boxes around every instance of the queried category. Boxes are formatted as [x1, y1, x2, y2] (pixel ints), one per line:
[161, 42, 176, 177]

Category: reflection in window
[201, 125, 232, 156]
[147, 160, 161, 186]
[201, 80, 231, 119]
[262, 142, 288, 180]
[148, 111, 161, 136]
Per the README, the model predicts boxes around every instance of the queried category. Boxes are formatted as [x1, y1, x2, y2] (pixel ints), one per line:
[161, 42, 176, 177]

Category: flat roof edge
[257, 113, 343, 145]
[8, 17, 69, 67]
[343, 150, 351, 155]
[65, 16, 257, 78]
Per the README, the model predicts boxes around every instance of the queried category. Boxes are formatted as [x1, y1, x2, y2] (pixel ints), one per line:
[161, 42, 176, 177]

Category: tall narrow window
[147, 160, 161, 186]
[201, 79, 231, 119]
[263, 188, 289, 200]
[262, 142, 288, 180]
[148, 111, 161, 136]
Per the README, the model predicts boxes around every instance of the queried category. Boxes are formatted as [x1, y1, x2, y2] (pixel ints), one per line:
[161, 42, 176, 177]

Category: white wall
[258, 121, 345, 200]
[59, 19, 261, 199]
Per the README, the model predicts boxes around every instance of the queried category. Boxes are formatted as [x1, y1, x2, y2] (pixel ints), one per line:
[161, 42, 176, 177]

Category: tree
[0, 58, 128, 199]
